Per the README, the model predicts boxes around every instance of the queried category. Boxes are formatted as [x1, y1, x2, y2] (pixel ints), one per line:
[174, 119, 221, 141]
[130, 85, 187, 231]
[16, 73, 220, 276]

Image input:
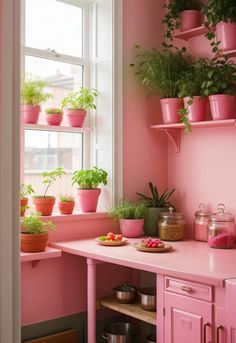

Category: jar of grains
[194, 203, 212, 242]
[158, 208, 185, 241]
[208, 204, 235, 249]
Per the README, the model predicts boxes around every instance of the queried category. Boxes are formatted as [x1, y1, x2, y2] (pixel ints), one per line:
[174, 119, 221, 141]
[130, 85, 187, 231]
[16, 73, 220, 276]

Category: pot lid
[160, 207, 184, 220]
[209, 204, 234, 222]
[195, 203, 212, 217]
[114, 282, 137, 292]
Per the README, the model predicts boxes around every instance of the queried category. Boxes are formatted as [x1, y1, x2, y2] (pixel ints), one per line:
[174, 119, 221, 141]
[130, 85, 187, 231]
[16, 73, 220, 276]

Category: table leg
[87, 258, 97, 343]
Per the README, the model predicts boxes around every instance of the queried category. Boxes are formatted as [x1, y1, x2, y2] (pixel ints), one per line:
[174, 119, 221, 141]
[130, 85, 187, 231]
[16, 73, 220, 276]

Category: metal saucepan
[138, 287, 156, 311]
[113, 282, 137, 304]
[102, 322, 138, 343]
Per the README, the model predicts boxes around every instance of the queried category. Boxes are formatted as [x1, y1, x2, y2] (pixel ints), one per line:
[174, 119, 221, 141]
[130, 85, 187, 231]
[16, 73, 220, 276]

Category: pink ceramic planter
[77, 188, 101, 212]
[209, 94, 236, 120]
[180, 10, 201, 31]
[66, 109, 86, 127]
[22, 105, 41, 124]
[216, 21, 236, 52]
[160, 98, 182, 124]
[184, 96, 207, 122]
[119, 219, 144, 238]
[45, 114, 63, 126]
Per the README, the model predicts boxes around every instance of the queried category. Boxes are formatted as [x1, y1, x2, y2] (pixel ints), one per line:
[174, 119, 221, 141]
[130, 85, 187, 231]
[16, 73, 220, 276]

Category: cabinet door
[164, 292, 213, 343]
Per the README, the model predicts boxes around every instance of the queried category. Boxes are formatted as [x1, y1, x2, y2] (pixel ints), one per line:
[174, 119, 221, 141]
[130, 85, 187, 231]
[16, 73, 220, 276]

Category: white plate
[133, 242, 172, 253]
[95, 237, 128, 246]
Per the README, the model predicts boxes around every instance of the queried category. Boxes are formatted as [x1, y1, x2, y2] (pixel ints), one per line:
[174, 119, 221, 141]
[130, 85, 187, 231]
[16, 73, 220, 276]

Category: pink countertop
[50, 239, 236, 287]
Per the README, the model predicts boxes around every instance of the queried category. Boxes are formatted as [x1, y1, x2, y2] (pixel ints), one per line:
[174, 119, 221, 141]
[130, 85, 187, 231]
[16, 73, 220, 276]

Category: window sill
[40, 211, 110, 223]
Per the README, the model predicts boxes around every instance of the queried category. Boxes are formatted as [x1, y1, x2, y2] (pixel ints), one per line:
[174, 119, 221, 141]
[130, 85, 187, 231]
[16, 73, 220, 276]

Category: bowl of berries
[96, 232, 128, 246]
[133, 237, 172, 252]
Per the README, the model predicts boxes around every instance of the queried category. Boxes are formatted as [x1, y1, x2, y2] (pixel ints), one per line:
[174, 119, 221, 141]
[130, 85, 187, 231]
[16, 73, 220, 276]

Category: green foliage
[72, 166, 108, 189]
[20, 183, 35, 199]
[21, 212, 56, 234]
[21, 77, 52, 106]
[34, 167, 66, 198]
[137, 182, 175, 208]
[177, 107, 192, 133]
[59, 195, 75, 202]
[62, 87, 99, 110]
[131, 46, 192, 99]
[45, 108, 62, 114]
[110, 201, 147, 220]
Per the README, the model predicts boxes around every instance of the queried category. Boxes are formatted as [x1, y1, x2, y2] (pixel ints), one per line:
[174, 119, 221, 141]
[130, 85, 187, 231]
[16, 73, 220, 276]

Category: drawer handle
[204, 323, 211, 343]
[216, 325, 224, 343]
[180, 285, 192, 293]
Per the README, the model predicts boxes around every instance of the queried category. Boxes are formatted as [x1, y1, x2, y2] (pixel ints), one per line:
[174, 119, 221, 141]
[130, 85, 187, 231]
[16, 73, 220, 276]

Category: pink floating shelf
[24, 123, 93, 133]
[21, 247, 62, 267]
[173, 26, 207, 40]
[222, 49, 236, 58]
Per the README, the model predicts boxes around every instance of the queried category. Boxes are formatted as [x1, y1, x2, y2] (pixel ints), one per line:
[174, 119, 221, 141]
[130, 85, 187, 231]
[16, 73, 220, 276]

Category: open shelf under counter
[21, 247, 62, 267]
[151, 119, 236, 152]
[173, 26, 207, 40]
[24, 123, 93, 133]
[97, 295, 156, 326]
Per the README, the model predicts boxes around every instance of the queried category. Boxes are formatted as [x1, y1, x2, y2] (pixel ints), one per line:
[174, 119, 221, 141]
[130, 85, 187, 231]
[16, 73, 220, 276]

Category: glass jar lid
[160, 207, 184, 220]
[195, 203, 212, 218]
[209, 204, 234, 223]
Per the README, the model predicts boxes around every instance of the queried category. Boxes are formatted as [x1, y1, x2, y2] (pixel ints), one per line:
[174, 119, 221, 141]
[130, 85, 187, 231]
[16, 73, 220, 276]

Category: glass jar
[208, 204, 235, 249]
[158, 208, 185, 241]
[194, 203, 212, 242]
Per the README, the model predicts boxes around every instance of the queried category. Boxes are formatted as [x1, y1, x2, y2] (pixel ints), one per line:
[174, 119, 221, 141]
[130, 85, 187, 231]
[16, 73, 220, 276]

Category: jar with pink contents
[208, 204, 235, 249]
[194, 203, 212, 242]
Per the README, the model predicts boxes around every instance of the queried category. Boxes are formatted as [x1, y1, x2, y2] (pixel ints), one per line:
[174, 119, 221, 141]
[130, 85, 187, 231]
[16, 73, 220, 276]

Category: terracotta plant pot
[184, 96, 207, 122]
[66, 109, 86, 127]
[77, 188, 101, 212]
[180, 10, 201, 31]
[22, 105, 41, 124]
[58, 201, 75, 215]
[46, 114, 63, 126]
[20, 232, 49, 253]
[33, 196, 55, 216]
[216, 21, 236, 52]
[209, 94, 235, 120]
[160, 98, 182, 124]
[20, 197, 28, 217]
[119, 219, 144, 238]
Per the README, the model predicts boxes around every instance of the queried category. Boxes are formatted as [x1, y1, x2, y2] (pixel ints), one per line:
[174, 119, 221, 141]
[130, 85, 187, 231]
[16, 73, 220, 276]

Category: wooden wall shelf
[173, 26, 207, 40]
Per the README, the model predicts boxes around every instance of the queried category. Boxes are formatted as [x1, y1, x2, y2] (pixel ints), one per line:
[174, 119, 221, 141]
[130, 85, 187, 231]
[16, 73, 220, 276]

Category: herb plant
[21, 77, 52, 106]
[34, 167, 66, 198]
[137, 182, 175, 208]
[20, 183, 35, 199]
[21, 212, 56, 234]
[72, 166, 108, 189]
[45, 108, 62, 114]
[59, 195, 75, 203]
[110, 201, 147, 220]
[62, 87, 99, 110]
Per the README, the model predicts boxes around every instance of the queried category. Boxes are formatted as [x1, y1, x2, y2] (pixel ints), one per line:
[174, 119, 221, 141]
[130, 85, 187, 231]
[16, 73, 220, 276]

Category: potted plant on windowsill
[45, 108, 63, 126]
[21, 77, 52, 124]
[109, 201, 147, 238]
[72, 166, 108, 212]
[20, 183, 35, 217]
[62, 87, 99, 128]
[20, 212, 56, 253]
[137, 182, 175, 237]
[58, 195, 75, 215]
[33, 167, 66, 216]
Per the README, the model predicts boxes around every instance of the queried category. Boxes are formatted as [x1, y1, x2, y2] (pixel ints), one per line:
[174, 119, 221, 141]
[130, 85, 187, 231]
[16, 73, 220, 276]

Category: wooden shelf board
[24, 123, 93, 133]
[20, 247, 62, 263]
[173, 26, 207, 40]
[98, 295, 156, 326]
[151, 119, 236, 130]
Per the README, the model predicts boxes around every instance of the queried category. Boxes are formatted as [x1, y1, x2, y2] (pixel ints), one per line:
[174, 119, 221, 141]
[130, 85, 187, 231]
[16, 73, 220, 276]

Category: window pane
[25, 0, 83, 57]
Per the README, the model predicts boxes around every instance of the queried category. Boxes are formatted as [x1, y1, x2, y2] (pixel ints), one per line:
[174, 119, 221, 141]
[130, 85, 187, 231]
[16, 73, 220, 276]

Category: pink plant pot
[119, 219, 144, 238]
[180, 10, 201, 31]
[216, 21, 236, 52]
[209, 94, 236, 120]
[160, 98, 183, 124]
[184, 96, 207, 122]
[77, 188, 101, 212]
[22, 105, 41, 124]
[66, 109, 86, 127]
[46, 114, 63, 126]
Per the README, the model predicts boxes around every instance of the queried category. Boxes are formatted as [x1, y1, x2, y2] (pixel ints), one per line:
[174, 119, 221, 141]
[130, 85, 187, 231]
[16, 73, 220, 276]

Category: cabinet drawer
[165, 276, 212, 302]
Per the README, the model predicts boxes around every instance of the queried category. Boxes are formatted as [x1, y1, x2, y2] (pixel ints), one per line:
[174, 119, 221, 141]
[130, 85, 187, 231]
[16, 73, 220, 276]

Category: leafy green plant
[45, 108, 62, 114]
[21, 77, 52, 106]
[59, 195, 75, 202]
[21, 212, 56, 234]
[110, 201, 147, 220]
[131, 46, 192, 98]
[137, 182, 175, 208]
[72, 166, 108, 189]
[33, 167, 66, 198]
[62, 87, 99, 110]
[20, 183, 35, 199]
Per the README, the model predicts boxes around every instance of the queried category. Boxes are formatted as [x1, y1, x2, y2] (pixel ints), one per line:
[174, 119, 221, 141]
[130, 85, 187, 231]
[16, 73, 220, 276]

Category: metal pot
[145, 333, 156, 343]
[113, 282, 137, 304]
[138, 287, 156, 311]
[102, 322, 138, 343]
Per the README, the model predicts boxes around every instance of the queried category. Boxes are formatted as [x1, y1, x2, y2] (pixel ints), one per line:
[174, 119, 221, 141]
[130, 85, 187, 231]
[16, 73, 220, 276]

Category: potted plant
[33, 167, 66, 216]
[45, 108, 63, 126]
[203, 0, 236, 53]
[137, 182, 175, 237]
[163, 0, 202, 40]
[109, 201, 147, 238]
[72, 166, 108, 212]
[20, 212, 56, 253]
[21, 77, 52, 124]
[201, 57, 236, 120]
[62, 87, 99, 127]
[20, 183, 35, 217]
[58, 195, 75, 215]
[131, 46, 192, 124]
